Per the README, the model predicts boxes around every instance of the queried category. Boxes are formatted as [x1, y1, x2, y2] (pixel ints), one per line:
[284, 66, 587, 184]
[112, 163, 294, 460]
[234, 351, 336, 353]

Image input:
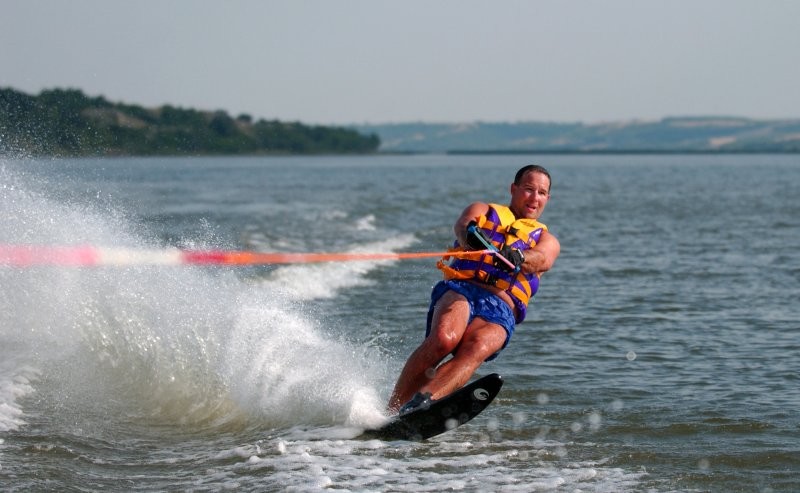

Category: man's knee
[423, 328, 461, 358]
[458, 340, 498, 362]
[457, 325, 507, 361]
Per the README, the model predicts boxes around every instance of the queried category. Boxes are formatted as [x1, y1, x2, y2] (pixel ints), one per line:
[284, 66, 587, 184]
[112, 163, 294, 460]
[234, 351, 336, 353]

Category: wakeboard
[363, 373, 503, 441]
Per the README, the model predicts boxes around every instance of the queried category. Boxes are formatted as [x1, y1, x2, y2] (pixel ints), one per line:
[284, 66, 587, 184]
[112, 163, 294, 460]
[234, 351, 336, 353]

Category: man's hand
[464, 221, 493, 250]
[494, 246, 524, 272]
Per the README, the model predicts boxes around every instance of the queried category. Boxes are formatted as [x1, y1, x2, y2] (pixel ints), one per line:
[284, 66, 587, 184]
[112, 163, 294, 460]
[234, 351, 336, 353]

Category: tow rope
[0, 244, 494, 267]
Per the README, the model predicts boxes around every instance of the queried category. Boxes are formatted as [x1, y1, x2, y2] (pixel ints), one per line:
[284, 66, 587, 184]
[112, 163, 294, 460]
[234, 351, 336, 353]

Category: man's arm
[520, 230, 560, 275]
[453, 202, 559, 273]
[453, 202, 490, 249]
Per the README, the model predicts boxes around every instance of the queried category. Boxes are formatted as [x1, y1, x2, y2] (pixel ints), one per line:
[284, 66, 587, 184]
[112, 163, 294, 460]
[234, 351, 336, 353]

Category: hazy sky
[2, 0, 799, 124]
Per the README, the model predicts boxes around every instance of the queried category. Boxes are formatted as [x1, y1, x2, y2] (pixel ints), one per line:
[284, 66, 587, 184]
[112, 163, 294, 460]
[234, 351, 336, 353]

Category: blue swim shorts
[425, 279, 516, 361]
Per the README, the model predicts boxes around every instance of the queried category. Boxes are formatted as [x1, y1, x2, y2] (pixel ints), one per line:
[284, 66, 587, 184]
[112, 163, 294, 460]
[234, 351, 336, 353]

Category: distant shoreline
[1, 87, 381, 157]
[4, 87, 799, 157]
[445, 149, 800, 155]
[355, 118, 800, 154]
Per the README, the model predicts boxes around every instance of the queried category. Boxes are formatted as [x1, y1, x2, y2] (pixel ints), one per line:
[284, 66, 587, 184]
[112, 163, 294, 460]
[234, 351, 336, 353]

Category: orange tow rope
[0, 244, 492, 267]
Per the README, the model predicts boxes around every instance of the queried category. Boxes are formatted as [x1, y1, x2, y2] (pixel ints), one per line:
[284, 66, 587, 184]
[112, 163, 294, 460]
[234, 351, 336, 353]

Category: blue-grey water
[1, 154, 798, 492]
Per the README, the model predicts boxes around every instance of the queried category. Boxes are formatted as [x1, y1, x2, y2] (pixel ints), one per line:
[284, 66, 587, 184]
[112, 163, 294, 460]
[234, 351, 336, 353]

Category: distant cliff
[0, 87, 380, 157]
[352, 118, 800, 153]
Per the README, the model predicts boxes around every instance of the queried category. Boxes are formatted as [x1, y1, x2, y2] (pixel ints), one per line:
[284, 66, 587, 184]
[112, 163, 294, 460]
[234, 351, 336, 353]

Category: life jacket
[437, 203, 547, 323]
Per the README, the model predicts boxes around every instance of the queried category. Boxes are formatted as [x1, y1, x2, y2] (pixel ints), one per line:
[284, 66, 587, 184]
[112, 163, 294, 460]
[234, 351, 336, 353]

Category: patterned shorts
[425, 280, 516, 361]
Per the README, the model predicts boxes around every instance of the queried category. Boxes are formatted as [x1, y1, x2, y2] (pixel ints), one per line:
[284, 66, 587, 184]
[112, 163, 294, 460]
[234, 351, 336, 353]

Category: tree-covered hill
[353, 118, 800, 153]
[0, 87, 380, 156]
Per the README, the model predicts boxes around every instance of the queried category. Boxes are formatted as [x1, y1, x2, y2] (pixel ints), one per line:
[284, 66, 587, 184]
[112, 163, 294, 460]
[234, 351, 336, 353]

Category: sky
[2, 0, 800, 125]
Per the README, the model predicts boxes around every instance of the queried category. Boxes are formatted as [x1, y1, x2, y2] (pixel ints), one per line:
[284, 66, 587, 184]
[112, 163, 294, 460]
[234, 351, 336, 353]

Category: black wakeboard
[362, 373, 503, 441]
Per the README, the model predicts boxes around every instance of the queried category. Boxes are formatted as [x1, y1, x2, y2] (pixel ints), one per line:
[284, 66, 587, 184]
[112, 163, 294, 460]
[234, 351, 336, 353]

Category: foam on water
[0, 360, 38, 432]
[0, 162, 394, 434]
[206, 436, 647, 492]
[221, 288, 389, 428]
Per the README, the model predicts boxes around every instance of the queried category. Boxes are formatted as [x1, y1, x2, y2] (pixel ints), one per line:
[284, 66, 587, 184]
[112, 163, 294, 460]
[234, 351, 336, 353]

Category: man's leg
[388, 292, 508, 412]
[420, 318, 507, 400]
[387, 290, 470, 412]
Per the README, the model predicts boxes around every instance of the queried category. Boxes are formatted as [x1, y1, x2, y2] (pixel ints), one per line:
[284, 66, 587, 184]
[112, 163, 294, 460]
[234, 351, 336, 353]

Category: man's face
[509, 171, 551, 220]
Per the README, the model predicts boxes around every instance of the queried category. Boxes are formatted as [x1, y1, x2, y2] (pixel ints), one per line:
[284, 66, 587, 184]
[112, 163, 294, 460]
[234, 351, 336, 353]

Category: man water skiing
[388, 164, 560, 414]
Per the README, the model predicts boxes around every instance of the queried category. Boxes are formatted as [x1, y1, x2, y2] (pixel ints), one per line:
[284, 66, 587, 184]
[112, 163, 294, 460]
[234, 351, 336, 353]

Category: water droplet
[588, 411, 602, 431]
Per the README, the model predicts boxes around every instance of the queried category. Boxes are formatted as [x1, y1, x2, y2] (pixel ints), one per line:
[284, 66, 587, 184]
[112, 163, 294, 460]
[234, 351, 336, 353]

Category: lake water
[1, 153, 798, 492]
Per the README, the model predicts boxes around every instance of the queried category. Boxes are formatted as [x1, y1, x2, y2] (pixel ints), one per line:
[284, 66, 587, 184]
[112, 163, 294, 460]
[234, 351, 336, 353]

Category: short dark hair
[514, 164, 551, 190]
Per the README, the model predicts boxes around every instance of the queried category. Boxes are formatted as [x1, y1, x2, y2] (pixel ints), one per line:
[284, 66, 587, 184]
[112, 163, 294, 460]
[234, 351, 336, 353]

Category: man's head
[510, 164, 551, 220]
[513, 164, 551, 191]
